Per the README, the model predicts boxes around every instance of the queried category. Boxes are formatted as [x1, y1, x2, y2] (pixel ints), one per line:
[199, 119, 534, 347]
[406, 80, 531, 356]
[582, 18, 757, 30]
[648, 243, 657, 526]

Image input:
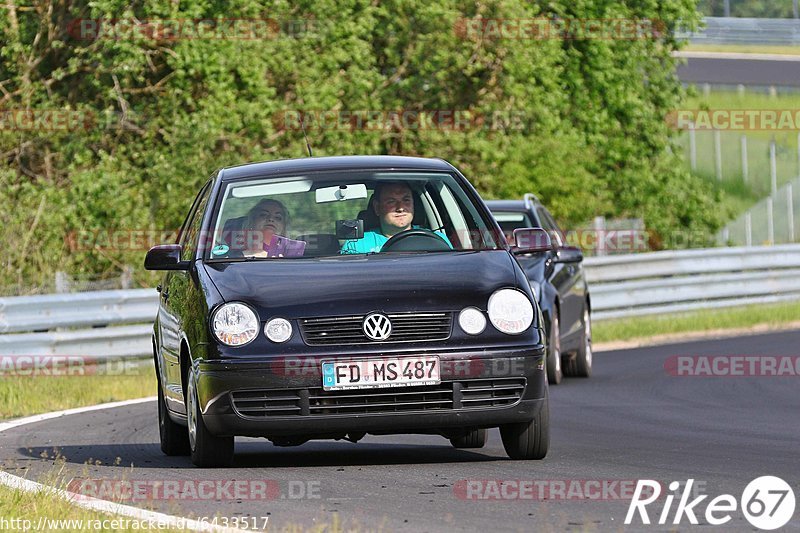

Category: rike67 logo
[625, 477, 796, 530]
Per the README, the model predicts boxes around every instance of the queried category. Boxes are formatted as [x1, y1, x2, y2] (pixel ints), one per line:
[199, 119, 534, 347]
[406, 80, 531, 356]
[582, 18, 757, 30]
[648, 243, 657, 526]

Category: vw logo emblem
[363, 313, 392, 341]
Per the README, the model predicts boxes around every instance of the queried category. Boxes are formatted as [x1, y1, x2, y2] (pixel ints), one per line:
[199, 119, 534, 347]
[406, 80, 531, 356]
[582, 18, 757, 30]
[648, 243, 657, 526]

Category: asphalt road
[1, 330, 799, 532]
[676, 55, 800, 87]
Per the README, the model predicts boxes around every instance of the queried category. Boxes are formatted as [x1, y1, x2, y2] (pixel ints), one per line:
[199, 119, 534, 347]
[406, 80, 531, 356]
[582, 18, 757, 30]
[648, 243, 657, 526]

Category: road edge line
[594, 321, 800, 353]
[0, 397, 250, 533]
[673, 50, 800, 61]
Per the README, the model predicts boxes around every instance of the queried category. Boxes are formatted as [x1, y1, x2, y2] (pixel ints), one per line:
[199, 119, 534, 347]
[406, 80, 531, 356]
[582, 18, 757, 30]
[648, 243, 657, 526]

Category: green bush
[0, 0, 720, 291]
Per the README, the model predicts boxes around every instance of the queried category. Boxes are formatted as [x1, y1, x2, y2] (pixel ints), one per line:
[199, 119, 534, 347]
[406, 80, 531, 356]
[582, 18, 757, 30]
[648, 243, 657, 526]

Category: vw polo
[145, 156, 551, 467]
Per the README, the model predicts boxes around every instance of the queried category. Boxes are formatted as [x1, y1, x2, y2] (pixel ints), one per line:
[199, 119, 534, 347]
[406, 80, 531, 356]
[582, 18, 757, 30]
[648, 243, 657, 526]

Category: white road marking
[0, 397, 253, 533]
[673, 50, 800, 62]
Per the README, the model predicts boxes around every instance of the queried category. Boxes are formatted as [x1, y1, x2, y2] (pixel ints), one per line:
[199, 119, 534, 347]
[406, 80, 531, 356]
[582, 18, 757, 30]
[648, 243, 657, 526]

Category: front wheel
[450, 428, 487, 449]
[500, 390, 549, 460]
[187, 372, 234, 467]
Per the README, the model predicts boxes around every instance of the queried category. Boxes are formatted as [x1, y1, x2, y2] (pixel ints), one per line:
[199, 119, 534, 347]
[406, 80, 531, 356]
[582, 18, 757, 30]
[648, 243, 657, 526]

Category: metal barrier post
[767, 198, 775, 244]
[745, 212, 753, 247]
[741, 135, 748, 182]
[789, 184, 796, 243]
[771, 139, 778, 195]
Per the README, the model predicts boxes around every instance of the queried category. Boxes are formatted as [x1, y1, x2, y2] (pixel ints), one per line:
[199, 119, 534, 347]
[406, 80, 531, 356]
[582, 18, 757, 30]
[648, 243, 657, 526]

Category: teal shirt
[340, 227, 453, 254]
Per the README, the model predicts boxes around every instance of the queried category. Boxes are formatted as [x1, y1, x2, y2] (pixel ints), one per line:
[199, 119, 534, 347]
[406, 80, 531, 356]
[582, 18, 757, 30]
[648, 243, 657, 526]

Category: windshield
[204, 171, 502, 260]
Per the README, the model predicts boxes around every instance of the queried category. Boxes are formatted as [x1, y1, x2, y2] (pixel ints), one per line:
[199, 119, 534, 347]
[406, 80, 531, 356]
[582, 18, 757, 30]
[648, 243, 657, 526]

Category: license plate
[321, 356, 440, 391]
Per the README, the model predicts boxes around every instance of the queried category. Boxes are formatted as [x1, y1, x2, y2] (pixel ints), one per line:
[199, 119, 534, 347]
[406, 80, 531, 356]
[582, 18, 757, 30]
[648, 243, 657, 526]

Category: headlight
[458, 307, 486, 335]
[488, 289, 534, 335]
[265, 317, 293, 343]
[212, 303, 259, 346]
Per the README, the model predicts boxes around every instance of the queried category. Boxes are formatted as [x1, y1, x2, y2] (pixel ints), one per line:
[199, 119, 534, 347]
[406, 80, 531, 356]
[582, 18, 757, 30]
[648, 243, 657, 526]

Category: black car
[145, 156, 553, 467]
[486, 194, 592, 385]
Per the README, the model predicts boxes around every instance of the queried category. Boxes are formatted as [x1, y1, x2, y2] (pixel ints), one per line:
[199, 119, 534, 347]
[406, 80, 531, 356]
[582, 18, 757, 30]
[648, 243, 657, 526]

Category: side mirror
[144, 244, 190, 270]
[554, 245, 583, 263]
[511, 228, 552, 254]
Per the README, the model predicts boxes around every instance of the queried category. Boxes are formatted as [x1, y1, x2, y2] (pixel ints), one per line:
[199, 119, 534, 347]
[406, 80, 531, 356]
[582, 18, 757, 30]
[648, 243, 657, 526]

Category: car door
[536, 205, 583, 349]
[160, 181, 212, 413]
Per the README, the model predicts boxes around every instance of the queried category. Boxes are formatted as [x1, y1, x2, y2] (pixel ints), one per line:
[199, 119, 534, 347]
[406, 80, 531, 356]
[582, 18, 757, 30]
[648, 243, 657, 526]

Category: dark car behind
[487, 194, 593, 385]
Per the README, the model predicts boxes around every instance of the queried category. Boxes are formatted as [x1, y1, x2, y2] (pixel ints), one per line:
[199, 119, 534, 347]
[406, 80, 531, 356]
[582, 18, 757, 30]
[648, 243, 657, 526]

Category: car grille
[298, 312, 452, 346]
[229, 378, 525, 418]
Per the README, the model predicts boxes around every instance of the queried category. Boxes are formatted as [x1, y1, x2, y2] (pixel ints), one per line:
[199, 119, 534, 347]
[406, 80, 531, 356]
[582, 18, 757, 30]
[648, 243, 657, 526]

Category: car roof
[219, 155, 455, 181]
[484, 200, 528, 211]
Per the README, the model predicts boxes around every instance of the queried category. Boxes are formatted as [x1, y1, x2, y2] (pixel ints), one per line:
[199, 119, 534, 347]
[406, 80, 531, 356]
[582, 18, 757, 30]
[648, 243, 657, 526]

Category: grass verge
[0, 359, 155, 420]
[593, 299, 800, 344]
[0, 484, 185, 532]
[0, 360, 172, 532]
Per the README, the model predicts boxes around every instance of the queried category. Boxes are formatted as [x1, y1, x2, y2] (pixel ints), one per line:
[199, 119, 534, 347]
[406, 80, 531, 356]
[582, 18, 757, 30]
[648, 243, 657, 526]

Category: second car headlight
[488, 289, 534, 335]
[458, 307, 487, 335]
[265, 317, 293, 343]
[212, 303, 259, 346]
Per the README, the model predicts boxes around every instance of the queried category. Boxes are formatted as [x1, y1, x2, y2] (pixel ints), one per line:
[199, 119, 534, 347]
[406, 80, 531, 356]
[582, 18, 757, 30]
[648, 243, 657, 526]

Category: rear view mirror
[144, 244, 190, 270]
[512, 228, 551, 254]
[316, 184, 368, 203]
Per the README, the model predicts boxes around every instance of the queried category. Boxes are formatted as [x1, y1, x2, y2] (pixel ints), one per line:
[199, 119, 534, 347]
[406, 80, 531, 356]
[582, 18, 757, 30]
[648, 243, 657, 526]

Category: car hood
[203, 251, 519, 318]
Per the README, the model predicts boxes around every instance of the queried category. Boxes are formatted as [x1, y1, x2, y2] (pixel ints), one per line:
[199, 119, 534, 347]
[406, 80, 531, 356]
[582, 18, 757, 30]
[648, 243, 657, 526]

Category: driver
[340, 182, 452, 254]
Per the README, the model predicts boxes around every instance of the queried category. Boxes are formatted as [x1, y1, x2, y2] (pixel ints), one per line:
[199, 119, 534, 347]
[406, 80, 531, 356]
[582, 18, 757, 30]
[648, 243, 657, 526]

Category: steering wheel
[380, 229, 451, 252]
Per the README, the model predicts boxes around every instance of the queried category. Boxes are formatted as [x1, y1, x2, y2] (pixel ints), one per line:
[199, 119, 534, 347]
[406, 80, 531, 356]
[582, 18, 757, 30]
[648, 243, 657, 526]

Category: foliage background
[0, 0, 721, 291]
[697, 0, 797, 18]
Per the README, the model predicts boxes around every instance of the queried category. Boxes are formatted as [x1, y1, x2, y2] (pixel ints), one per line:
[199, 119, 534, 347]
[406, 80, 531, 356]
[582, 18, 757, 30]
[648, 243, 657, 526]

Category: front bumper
[193, 347, 546, 438]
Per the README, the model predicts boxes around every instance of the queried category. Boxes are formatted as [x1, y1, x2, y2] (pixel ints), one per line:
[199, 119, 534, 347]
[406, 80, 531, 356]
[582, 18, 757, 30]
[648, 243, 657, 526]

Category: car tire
[187, 372, 234, 467]
[450, 428, 488, 449]
[546, 313, 563, 385]
[565, 305, 592, 378]
[500, 389, 549, 460]
[158, 377, 190, 456]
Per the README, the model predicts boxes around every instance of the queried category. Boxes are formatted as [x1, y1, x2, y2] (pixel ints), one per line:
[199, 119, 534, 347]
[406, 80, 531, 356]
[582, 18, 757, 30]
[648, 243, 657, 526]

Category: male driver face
[374, 183, 413, 236]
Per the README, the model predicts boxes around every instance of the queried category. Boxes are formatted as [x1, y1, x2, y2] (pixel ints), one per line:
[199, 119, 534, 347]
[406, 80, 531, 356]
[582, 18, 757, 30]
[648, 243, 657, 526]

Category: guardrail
[585, 244, 800, 320]
[678, 17, 800, 45]
[0, 290, 157, 334]
[1, 244, 800, 358]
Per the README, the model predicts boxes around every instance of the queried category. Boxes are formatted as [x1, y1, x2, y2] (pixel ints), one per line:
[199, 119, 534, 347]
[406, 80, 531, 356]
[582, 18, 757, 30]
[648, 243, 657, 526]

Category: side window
[180, 183, 212, 261]
[535, 205, 564, 248]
